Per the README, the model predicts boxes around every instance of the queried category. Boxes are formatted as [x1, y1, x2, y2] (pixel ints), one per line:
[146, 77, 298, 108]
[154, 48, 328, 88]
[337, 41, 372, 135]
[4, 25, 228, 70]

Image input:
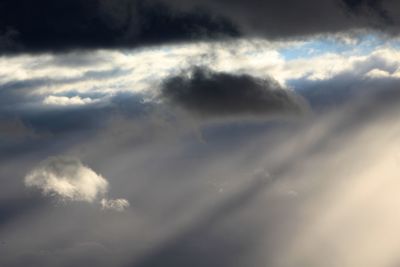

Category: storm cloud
[0, 0, 238, 54]
[160, 0, 400, 37]
[160, 67, 308, 118]
[2, 0, 400, 53]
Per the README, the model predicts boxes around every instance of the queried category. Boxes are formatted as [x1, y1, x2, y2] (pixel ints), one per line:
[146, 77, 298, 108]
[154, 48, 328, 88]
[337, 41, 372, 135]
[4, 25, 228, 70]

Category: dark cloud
[2, 0, 400, 53]
[0, 0, 238, 54]
[160, 67, 307, 118]
[167, 0, 400, 37]
[341, 0, 393, 23]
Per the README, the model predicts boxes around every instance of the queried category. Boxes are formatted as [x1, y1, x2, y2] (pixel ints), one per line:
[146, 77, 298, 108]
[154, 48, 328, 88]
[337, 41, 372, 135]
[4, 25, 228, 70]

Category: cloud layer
[0, 0, 238, 53]
[2, 0, 400, 53]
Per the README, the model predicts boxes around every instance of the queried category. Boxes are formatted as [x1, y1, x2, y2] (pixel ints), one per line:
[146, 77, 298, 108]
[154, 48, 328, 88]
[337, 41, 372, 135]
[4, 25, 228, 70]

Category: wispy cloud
[43, 95, 97, 106]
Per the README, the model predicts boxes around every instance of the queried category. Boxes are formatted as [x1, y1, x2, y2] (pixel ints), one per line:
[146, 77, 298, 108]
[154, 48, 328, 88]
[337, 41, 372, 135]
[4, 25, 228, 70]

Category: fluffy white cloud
[25, 156, 109, 202]
[24, 156, 129, 211]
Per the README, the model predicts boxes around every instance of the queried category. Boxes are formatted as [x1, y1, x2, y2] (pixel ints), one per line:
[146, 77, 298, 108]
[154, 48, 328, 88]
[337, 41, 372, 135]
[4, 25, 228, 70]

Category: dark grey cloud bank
[0, 0, 238, 53]
[169, 0, 399, 36]
[160, 67, 307, 118]
[1, 0, 400, 53]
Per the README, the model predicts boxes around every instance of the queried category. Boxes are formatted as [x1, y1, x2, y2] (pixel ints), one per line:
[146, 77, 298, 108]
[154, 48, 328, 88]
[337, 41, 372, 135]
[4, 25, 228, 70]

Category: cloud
[24, 156, 109, 202]
[3, 0, 400, 53]
[0, 0, 238, 54]
[0, 38, 397, 101]
[167, 0, 400, 37]
[0, 27, 20, 51]
[101, 198, 130, 212]
[24, 156, 129, 210]
[43, 95, 97, 106]
[160, 67, 308, 118]
[341, 0, 393, 23]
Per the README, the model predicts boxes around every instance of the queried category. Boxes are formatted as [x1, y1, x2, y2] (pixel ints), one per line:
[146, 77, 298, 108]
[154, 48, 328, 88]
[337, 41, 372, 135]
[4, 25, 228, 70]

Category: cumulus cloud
[24, 157, 108, 202]
[160, 67, 308, 118]
[24, 156, 129, 211]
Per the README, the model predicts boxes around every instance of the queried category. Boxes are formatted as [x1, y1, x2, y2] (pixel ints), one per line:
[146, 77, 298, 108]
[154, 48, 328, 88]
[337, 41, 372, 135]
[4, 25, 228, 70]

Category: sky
[2, 1, 400, 267]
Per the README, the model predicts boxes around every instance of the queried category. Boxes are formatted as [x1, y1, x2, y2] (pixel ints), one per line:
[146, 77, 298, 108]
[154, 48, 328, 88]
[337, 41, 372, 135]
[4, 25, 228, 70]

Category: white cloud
[101, 198, 130, 212]
[24, 156, 129, 210]
[43, 95, 96, 106]
[365, 68, 391, 78]
[25, 156, 109, 202]
[290, 49, 400, 80]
